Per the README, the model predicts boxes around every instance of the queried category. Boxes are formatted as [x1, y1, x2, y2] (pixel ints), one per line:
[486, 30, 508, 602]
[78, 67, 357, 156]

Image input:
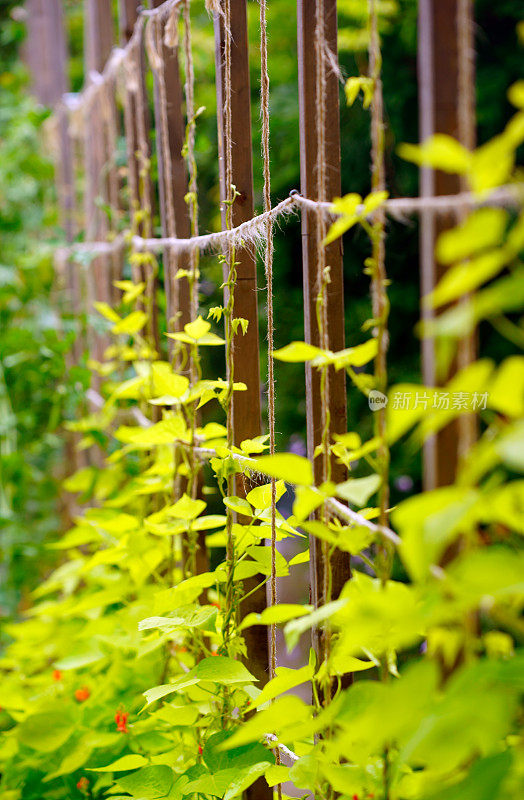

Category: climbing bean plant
[1, 46, 524, 800]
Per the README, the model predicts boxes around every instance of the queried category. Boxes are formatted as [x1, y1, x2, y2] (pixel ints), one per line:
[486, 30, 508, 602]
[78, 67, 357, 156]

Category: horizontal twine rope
[58, 185, 523, 261]
[60, 0, 184, 120]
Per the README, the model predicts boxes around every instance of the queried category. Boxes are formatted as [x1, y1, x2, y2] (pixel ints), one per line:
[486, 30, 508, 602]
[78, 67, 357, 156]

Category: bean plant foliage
[1, 22, 524, 800]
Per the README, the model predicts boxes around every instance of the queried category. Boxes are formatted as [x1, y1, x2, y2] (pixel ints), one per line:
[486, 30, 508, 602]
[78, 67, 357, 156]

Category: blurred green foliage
[0, 6, 79, 615]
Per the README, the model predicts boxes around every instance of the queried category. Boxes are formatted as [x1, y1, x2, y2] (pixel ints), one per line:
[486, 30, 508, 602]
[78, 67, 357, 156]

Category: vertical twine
[152, 14, 179, 334]
[368, 0, 390, 540]
[103, 77, 121, 300]
[315, 0, 332, 635]
[183, 0, 200, 323]
[456, 0, 477, 457]
[133, 22, 158, 351]
[222, 0, 236, 650]
[182, 2, 200, 511]
[260, 5, 281, 786]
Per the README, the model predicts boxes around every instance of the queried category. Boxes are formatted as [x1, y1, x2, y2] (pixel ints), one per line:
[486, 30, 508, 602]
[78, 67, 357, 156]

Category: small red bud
[74, 686, 90, 702]
[198, 744, 203, 755]
[52, 669, 62, 682]
[115, 709, 129, 733]
[77, 777, 89, 792]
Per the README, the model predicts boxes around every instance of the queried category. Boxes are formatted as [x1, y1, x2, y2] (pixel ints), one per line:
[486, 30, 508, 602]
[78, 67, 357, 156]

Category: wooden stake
[150, 0, 192, 334]
[214, 15, 271, 800]
[118, 0, 160, 354]
[84, 0, 115, 365]
[297, 0, 349, 658]
[418, 0, 477, 489]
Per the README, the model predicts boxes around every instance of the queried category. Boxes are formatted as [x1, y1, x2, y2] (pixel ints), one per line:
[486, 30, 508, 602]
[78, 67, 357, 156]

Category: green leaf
[508, 80, 524, 108]
[245, 545, 289, 577]
[221, 695, 312, 749]
[43, 738, 93, 781]
[333, 573, 425, 657]
[90, 754, 149, 772]
[168, 493, 206, 520]
[142, 676, 201, 707]
[251, 454, 314, 486]
[254, 664, 314, 707]
[427, 249, 508, 309]
[53, 645, 105, 670]
[195, 656, 257, 685]
[336, 474, 381, 506]
[393, 487, 477, 580]
[112, 310, 148, 335]
[293, 485, 325, 520]
[284, 599, 348, 651]
[223, 762, 272, 800]
[151, 363, 190, 399]
[288, 548, 310, 565]
[272, 341, 324, 362]
[447, 547, 524, 603]
[167, 315, 225, 345]
[203, 730, 272, 776]
[18, 711, 75, 752]
[224, 495, 253, 516]
[266, 764, 290, 787]
[94, 300, 120, 323]
[435, 208, 508, 265]
[246, 480, 286, 509]
[422, 751, 512, 800]
[114, 278, 146, 304]
[399, 134, 471, 173]
[239, 603, 313, 631]
[116, 765, 174, 798]
[488, 356, 524, 418]
[320, 339, 378, 369]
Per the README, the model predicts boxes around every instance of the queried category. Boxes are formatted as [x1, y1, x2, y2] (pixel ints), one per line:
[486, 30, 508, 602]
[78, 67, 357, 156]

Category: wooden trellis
[27, 4, 519, 795]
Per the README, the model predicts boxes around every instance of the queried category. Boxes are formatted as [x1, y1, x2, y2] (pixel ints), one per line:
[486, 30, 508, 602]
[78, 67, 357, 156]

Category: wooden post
[151, 0, 208, 583]
[214, 12, 271, 793]
[25, 0, 68, 108]
[84, 0, 115, 364]
[297, 0, 349, 651]
[25, 0, 88, 476]
[150, 0, 191, 333]
[118, 0, 160, 353]
[418, 0, 476, 489]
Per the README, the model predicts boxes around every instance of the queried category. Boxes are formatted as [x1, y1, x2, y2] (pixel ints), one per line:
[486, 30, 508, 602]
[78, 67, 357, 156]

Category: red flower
[74, 686, 90, 702]
[212, 601, 221, 610]
[352, 795, 359, 800]
[52, 669, 62, 682]
[77, 777, 89, 792]
[115, 709, 129, 733]
[198, 744, 203, 755]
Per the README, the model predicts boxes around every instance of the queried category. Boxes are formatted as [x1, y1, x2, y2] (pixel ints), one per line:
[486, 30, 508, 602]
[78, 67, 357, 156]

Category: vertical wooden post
[25, 0, 68, 108]
[25, 0, 88, 474]
[84, 0, 115, 364]
[297, 0, 349, 647]
[214, 12, 271, 793]
[150, 0, 191, 333]
[118, 0, 160, 352]
[418, 0, 476, 489]
[151, 0, 208, 582]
